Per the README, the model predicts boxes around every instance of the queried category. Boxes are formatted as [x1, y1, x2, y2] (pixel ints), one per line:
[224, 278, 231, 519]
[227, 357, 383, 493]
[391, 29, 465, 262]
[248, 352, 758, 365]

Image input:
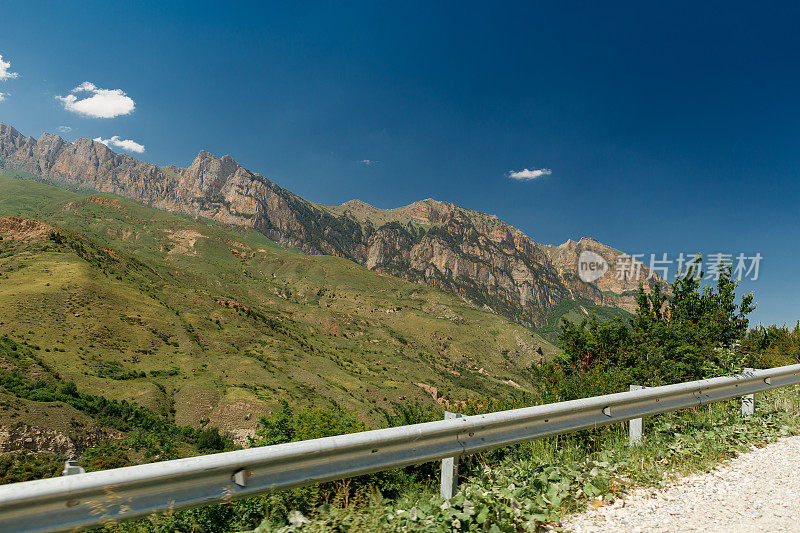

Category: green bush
[0, 452, 62, 484]
[197, 427, 229, 453]
[250, 400, 367, 447]
[742, 323, 800, 368]
[82, 442, 133, 471]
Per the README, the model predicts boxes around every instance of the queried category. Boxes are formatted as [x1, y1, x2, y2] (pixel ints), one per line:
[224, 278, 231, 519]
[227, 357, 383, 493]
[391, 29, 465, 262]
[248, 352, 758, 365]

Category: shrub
[250, 400, 366, 447]
[196, 428, 228, 453]
[82, 442, 133, 471]
[0, 452, 62, 484]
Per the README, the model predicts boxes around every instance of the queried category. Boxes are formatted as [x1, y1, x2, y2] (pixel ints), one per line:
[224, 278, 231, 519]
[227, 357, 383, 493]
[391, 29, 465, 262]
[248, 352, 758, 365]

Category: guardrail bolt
[629, 385, 644, 446]
[440, 411, 460, 500]
[232, 469, 251, 487]
[742, 368, 755, 417]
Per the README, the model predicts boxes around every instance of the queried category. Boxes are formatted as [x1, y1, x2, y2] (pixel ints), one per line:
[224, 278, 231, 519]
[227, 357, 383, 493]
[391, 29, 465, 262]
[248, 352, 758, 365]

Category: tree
[540, 256, 757, 397]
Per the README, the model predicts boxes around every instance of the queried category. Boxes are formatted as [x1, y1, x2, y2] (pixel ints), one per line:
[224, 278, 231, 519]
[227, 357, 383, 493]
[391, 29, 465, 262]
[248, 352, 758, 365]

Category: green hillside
[0, 172, 556, 442]
[535, 297, 633, 345]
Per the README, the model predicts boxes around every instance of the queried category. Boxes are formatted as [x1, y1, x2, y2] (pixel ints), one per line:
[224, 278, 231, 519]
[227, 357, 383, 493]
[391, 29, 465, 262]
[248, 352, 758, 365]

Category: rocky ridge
[0, 123, 665, 326]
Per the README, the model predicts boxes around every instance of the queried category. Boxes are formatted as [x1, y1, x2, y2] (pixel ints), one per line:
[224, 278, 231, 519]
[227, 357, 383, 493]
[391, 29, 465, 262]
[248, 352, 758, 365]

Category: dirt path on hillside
[562, 435, 800, 532]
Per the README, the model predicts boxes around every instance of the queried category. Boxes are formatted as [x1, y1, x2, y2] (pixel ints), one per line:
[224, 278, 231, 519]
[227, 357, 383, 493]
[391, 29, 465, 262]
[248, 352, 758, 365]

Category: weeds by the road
[115, 386, 799, 532]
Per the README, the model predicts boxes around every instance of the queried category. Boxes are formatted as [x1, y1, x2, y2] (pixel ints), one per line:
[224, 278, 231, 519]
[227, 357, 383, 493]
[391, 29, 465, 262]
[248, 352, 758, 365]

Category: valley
[0, 172, 556, 446]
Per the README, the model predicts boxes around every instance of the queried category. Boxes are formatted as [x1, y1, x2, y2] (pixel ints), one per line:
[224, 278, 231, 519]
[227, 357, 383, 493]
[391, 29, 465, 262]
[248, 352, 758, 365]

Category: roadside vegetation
[105, 388, 799, 533]
[0, 174, 799, 531]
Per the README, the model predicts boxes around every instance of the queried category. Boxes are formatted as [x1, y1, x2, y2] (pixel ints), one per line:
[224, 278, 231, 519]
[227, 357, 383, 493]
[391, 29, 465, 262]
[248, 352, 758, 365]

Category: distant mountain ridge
[0, 122, 665, 327]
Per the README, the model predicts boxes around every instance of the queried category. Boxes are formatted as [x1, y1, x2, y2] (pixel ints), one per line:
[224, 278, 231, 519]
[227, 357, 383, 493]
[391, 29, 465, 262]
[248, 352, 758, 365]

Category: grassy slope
[0, 173, 557, 439]
[535, 297, 632, 345]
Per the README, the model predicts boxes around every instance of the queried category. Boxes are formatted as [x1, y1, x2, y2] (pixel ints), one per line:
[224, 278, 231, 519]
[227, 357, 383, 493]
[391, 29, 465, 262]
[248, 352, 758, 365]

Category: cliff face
[330, 199, 573, 324]
[0, 123, 665, 327]
[542, 237, 667, 313]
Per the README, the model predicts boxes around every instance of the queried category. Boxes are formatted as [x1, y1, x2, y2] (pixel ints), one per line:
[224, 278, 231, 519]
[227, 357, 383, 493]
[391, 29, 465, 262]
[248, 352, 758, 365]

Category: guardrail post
[440, 411, 460, 499]
[742, 368, 755, 416]
[61, 460, 85, 476]
[629, 385, 643, 446]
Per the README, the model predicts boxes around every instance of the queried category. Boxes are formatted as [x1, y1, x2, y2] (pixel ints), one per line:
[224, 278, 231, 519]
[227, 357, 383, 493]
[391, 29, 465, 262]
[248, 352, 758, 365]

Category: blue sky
[1, 1, 799, 326]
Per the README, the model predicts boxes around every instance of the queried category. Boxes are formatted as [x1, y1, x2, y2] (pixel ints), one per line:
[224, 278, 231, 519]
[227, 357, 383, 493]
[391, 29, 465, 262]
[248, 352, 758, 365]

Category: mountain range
[0, 121, 673, 449]
[0, 123, 664, 334]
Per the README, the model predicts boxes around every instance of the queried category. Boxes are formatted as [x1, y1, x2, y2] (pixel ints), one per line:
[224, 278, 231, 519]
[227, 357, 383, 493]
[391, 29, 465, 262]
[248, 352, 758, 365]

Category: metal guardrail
[0, 364, 798, 533]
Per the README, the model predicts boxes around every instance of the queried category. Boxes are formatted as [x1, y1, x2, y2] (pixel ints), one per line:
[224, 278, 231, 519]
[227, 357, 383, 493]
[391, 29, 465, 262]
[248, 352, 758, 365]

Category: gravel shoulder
[562, 435, 800, 533]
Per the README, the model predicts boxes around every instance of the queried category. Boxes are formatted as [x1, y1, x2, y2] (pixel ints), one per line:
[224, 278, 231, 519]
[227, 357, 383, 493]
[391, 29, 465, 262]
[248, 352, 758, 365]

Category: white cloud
[360, 159, 379, 166]
[93, 136, 145, 154]
[0, 93, 7, 102]
[506, 168, 552, 181]
[56, 81, 135, 118]
[57, 125, 72, 133]
[0, 55, 18, 81]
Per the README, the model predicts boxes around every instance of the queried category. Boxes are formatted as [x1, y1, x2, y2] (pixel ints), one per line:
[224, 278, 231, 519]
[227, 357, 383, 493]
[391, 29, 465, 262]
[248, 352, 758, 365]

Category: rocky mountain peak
[38, 132, 63, 143]
[0, 123, 21, 137]
[342, 199, 374, 209]
[188, 150, 246, 173]
[188, 149, 217, 168]
[183, 150, 252, 194]
[404, 198, 460, 225]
